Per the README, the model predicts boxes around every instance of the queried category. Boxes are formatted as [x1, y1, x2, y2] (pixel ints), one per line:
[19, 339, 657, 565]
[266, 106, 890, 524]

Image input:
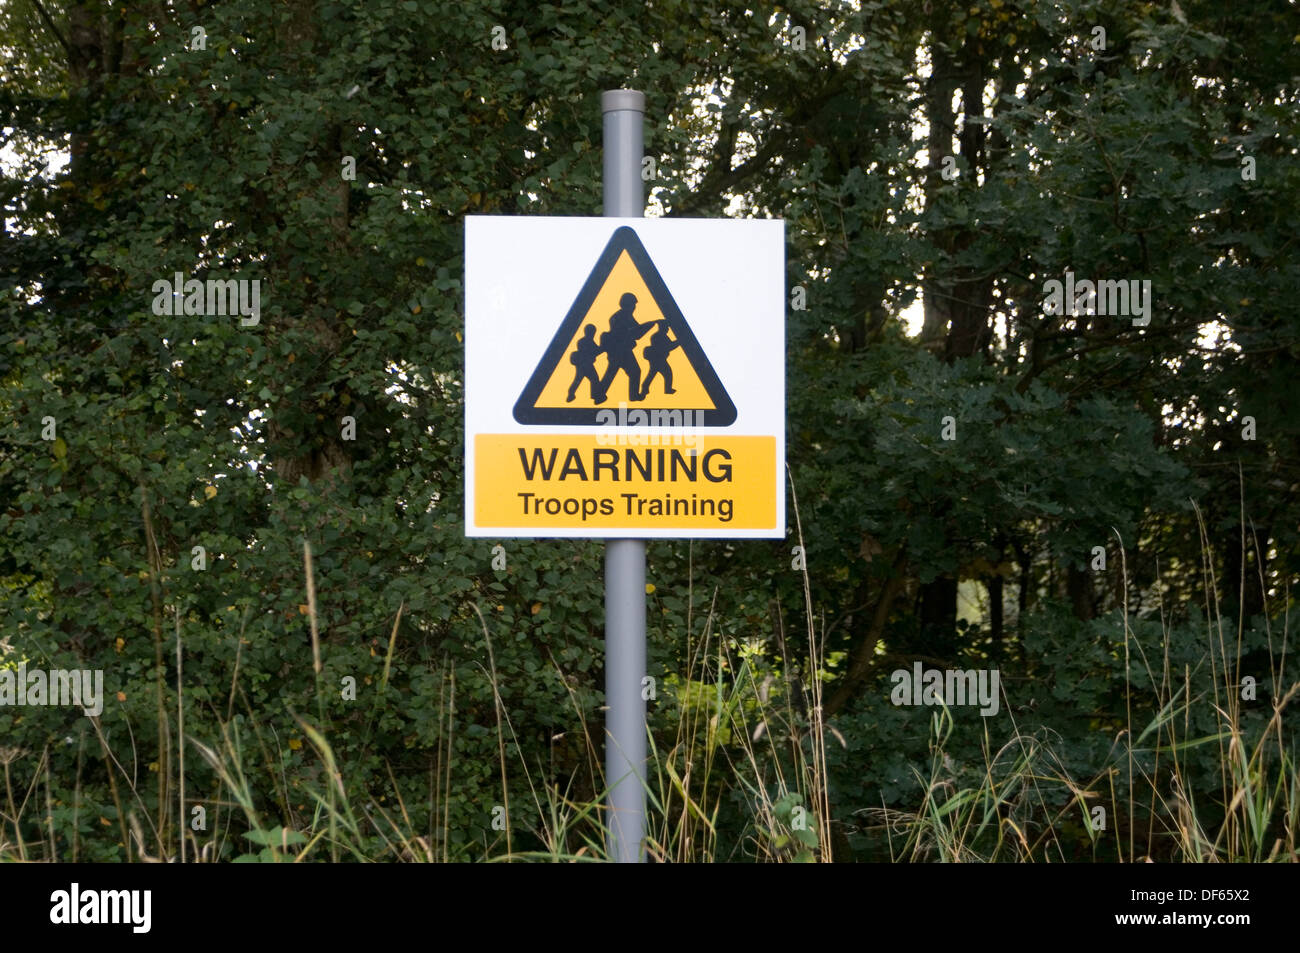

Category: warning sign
[464, 216, 784, 539]
[513, 227, 735, 426]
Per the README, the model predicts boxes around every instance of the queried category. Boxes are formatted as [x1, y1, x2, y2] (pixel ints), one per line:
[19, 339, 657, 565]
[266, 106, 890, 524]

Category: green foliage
[1, 0, 1296, 862]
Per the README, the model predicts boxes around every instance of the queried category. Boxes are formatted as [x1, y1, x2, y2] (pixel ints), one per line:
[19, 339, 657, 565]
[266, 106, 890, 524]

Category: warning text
[475, 435, 776, 532]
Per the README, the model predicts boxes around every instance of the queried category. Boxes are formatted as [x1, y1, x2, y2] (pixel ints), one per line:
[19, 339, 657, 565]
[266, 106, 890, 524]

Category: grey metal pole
[601, 88, 647, 864]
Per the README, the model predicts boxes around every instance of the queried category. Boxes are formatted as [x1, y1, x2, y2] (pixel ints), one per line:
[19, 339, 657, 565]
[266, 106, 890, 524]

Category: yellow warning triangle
[514, 227, 735, 426]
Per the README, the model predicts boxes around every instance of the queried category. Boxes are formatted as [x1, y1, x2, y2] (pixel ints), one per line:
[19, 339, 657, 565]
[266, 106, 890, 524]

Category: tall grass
[864, 509, 1296, 863]
[1, 514, 1294, 862]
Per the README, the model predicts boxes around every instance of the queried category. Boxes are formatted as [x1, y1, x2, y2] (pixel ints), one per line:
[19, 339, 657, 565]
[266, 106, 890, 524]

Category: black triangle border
[512, 226, 737, 427]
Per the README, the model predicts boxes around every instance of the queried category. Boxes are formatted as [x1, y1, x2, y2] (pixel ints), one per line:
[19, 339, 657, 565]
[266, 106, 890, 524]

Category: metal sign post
[464, 89, 783, 862]
[601, 88, 647, 864]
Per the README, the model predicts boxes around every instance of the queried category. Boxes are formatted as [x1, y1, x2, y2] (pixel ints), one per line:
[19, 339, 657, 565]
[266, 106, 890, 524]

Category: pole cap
[601, 89, 645, 114]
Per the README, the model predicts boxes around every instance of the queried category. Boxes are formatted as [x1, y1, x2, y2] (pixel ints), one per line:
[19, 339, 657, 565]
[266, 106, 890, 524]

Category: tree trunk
[988, 572, 1004, 660]
[1067, 565, 1096, 621]
[915, 576, 959, 658]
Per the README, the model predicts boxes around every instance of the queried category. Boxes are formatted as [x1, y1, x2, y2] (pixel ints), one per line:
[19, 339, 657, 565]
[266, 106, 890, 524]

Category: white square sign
[465, 216, 785, 539]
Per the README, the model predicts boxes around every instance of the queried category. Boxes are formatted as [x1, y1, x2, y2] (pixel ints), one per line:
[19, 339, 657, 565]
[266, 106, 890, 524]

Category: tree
[2, 0, 1295, 861]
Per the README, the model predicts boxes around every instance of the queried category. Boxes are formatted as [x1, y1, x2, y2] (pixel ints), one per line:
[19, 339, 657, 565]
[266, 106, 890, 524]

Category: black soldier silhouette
[565, 324, 602, 402]
[638, 323, 680, 400]
[592, 292, 655, 403]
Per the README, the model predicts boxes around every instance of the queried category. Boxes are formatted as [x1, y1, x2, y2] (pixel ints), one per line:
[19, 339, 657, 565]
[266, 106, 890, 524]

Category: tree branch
[29, 0, 73, 60]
